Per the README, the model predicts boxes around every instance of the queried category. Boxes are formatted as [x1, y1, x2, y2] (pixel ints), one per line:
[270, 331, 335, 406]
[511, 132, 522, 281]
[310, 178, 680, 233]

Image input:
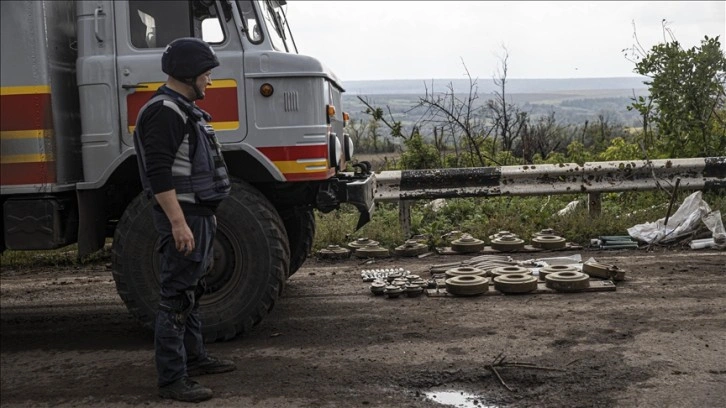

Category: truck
[1, 0, 375, 342]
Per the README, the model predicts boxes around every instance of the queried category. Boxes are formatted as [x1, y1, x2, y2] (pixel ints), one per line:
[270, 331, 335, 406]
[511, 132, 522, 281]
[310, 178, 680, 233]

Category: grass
[312, 189, 726, 251]
[2, 190, 723, 268]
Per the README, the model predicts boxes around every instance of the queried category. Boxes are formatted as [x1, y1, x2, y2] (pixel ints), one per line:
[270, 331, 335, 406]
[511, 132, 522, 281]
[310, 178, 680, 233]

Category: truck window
[257, 0, 295, 53]
[129, 0, 227, 48]
[237, 0, 263, 44]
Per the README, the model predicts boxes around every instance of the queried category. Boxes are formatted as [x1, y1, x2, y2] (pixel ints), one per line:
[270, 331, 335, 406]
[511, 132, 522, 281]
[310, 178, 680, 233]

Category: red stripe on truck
[257, 145, 328, 161]
[0, 162, 56, 185]
[0, 93, 53, 131]
[126, 86, 239, 128]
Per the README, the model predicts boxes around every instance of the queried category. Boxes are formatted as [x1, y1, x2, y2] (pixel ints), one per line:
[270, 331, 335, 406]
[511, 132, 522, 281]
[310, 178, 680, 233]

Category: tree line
[345, 28, 726, 169]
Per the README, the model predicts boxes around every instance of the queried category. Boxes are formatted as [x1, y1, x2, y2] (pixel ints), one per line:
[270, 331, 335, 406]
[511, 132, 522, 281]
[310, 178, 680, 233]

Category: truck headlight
[329, 134, 343, 169]
[344, 134, 354, 161]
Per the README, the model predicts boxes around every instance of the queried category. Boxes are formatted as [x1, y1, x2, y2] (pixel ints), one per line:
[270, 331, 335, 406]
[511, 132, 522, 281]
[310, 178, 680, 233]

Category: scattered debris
[360, 268, 410, 282]
[590, 235, 639, 250]
[690, 238, 720, 250]
[628, 191, 725, 249]
[556, 200, 581, 216]
[582, 260, 626, 281]
[424, 198, 448, 212]
[486, 353, 566, 392]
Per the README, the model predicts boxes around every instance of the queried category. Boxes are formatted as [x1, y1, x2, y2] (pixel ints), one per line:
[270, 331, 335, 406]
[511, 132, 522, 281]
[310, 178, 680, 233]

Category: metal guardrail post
[399, 200, 412, 239]
[588, 192, 601, 216]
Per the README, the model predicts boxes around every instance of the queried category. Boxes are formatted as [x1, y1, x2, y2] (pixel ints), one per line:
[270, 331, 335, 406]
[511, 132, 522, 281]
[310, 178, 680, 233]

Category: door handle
[122, 84, 149, 90]
[94, 6, 105, 43]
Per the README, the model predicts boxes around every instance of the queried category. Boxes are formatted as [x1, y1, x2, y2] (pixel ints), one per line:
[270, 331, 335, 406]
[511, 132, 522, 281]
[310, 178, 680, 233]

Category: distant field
[345, 88, 647, 106]
[343, 87, 647, 128]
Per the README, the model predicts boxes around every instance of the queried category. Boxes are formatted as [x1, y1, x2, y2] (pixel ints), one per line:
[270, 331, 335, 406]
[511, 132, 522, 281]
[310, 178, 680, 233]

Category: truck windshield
[258, 0, 296, 53]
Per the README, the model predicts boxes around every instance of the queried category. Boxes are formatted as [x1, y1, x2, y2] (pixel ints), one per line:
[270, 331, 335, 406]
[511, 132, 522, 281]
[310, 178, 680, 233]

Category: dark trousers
[152, 210, 216, 387]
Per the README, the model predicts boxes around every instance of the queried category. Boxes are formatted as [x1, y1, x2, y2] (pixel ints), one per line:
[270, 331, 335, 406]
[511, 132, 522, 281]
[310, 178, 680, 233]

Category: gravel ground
[1, 248, 725, 407]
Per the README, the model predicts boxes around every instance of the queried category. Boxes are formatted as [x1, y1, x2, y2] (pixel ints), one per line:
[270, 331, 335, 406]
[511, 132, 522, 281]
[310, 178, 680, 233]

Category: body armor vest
[133, 93, 231, 204]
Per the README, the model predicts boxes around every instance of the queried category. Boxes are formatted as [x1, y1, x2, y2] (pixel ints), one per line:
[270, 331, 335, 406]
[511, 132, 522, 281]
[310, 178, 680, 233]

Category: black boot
[159, 377, 213, 402]
[187, 355, 237, 377]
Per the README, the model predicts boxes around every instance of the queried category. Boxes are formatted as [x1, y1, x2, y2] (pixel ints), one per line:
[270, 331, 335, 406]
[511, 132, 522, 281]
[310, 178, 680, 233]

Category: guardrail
[371, 157, 726, 237]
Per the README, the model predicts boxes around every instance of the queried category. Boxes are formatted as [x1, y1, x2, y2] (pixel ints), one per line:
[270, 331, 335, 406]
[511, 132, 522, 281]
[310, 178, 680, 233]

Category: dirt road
[1, 248, 725, 408]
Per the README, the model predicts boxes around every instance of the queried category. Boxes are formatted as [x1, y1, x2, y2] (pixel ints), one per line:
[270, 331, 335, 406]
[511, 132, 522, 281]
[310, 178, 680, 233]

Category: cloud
[286, 1, 725, 80]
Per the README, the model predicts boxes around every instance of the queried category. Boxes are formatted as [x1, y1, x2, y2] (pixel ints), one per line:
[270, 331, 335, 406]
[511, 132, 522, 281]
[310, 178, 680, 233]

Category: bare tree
[414, 62, 497, 166]
[368, 119, 381, 153]
[346, 118, 369, 152]
[487, 46, 528, 159]
[519, 111, 565, 161]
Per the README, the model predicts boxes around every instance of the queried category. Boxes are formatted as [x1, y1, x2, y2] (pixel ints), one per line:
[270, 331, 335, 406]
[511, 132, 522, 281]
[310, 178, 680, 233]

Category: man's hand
[171, 222, 195, 256]
[155, 190, 194, 256]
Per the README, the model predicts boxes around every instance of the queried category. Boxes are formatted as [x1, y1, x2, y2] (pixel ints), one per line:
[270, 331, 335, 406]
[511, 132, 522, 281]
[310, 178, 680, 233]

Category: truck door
[114, 0, 246, 146]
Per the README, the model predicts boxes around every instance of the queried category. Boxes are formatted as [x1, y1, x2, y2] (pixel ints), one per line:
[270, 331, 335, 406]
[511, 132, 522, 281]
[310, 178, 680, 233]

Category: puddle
[424, 390, 497, 408]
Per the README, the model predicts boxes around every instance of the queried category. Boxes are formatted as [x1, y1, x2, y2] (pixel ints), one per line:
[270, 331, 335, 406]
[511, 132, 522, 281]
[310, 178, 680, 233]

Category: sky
[284, 1, 726, 81]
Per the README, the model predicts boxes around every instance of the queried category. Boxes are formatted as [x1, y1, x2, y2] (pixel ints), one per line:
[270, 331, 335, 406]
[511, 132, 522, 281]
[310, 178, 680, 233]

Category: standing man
[133, 37, 235, 403]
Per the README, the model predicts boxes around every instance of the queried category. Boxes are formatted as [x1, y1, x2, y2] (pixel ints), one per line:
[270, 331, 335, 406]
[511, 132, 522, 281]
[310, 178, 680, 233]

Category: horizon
[341, 76, 650, 95]
[343, 75, 649, 82]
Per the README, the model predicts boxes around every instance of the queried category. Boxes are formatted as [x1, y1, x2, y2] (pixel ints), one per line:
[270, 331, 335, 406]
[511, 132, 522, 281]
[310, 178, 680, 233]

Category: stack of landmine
[430, 253, 623, 296]
[362, 268, 429, 299]
[319, 237, 431, 259]
[446, 229, 569, 254]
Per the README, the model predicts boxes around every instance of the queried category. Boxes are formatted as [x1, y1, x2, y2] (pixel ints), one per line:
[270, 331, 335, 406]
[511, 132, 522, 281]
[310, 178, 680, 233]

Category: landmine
[394, 240, 429, 257]
[425, 279, 616, 297]
[362, 253, 625, 298]
[316, 245, 351, 260]
[426, 253, 621, 296]
[436, 242, 583, 254]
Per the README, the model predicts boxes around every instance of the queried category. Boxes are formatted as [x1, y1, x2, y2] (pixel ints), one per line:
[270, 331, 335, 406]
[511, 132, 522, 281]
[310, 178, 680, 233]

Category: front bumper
[344, 173, 376, 230]
[316, 172, 376, 230]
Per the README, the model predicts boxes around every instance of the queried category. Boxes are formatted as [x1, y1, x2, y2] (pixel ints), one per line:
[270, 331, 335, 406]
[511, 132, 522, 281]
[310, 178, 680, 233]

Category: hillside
[342, 77, 650, 128]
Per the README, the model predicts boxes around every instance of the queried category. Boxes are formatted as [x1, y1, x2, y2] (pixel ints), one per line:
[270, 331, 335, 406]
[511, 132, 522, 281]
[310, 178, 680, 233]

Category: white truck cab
[1, 0, 375, 341]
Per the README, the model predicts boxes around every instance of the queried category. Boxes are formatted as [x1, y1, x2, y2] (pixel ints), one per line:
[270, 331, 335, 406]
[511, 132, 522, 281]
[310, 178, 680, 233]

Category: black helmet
[161, 37, 220, 80]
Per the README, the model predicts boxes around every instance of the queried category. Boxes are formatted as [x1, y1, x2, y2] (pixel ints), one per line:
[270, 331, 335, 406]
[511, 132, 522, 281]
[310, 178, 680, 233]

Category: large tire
[280, 207, 315, 277]
[111, 181, 290, 342]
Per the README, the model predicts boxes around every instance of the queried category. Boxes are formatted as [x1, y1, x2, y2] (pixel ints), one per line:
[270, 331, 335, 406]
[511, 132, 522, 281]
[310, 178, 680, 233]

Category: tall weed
[313, 189, 725, 251]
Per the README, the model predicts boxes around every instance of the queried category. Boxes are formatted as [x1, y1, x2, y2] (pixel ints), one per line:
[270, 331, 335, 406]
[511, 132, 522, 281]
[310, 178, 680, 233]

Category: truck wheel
[112, 180, 290, 342]
[281, 208, 315, 277]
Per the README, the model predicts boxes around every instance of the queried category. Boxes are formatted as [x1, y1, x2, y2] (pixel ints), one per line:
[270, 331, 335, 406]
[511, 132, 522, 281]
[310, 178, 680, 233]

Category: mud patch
[396, 350, 652, 408]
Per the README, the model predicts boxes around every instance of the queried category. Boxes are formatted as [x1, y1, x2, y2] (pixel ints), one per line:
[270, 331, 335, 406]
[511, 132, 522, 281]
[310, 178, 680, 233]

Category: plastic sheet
[627, 191, 725, 247]
[556, 200, 581, 216]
